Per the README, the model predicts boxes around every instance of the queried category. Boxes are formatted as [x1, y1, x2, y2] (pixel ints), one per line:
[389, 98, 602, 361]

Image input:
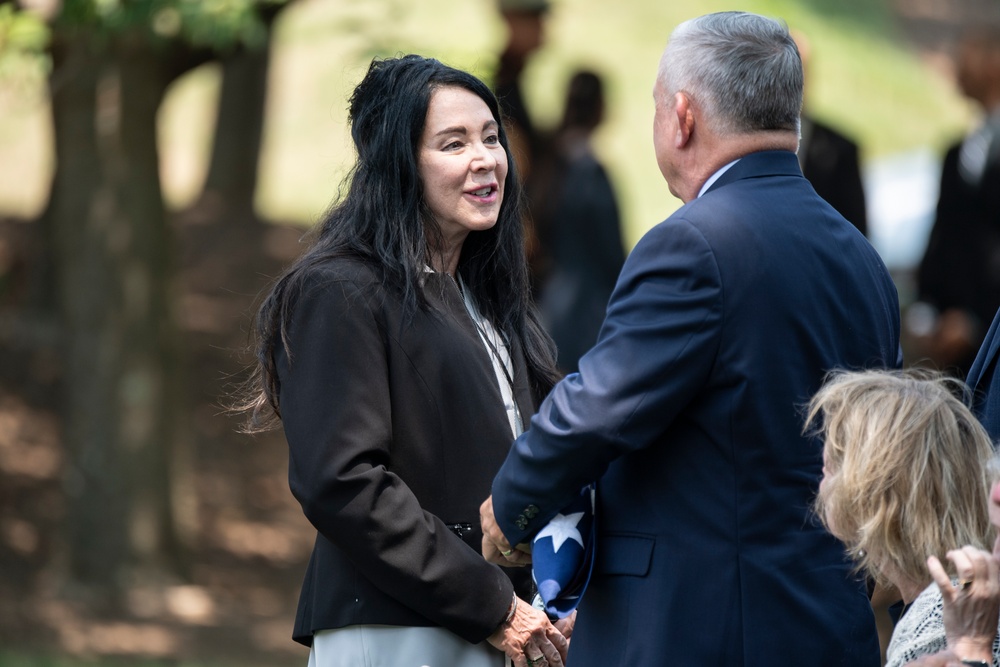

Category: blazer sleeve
[492, 218, 724, 544]
[277, 270, 514, 642]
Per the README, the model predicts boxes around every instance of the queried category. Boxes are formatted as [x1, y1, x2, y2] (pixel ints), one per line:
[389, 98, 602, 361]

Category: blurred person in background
[493, 0, 548, 176]
[492, 0, 551, 293]
[481, 12, 900, 666]
[794, 30, 869, 236]
[240, 54, 569, 667]
[912, 24, 1000, 378]
[532, 70, 626, 374]
[811, 369, 996, 667]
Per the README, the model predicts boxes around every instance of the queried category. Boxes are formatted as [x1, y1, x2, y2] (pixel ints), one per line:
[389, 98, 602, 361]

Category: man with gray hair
[481, 11, 900, 665]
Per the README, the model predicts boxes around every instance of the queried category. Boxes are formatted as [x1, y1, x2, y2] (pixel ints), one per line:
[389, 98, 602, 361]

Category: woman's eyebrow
[432, 125, 469, 138]
[432, 120, 498, 138]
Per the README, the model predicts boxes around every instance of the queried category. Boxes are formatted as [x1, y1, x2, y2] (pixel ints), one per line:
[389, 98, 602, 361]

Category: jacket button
[515, 516, 528, 530]
[524, 505, 539, 518]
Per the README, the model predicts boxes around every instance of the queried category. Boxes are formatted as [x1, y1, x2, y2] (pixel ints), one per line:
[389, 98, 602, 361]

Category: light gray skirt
[308, 625, 508, 667]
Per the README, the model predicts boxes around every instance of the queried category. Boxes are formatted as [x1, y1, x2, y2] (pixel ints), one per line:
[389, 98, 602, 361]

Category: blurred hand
[927, 545, 1000, 663]
[903, 305, 977, 370]
[930, 309, 977, 367]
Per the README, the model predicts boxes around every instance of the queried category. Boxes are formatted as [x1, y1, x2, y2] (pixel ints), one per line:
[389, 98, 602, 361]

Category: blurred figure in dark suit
[493, 0, 548, 175]
[800, 118, 868, 236]
[912, 24, 1000, 378]
[492, 0, 550, 291]
[794, 31, 869, 236]
[533, 70, 627, 374]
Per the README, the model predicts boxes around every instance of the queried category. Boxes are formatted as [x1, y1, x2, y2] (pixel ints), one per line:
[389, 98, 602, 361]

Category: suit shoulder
[627, 211, 718, 266]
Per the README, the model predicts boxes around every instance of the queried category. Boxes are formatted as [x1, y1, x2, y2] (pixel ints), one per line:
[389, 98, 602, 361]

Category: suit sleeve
[278, 271, 513, 642]
[492, 218, 723, 544]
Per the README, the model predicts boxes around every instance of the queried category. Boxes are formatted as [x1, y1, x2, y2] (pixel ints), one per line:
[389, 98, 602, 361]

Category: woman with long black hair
[240, 54, 567, 667]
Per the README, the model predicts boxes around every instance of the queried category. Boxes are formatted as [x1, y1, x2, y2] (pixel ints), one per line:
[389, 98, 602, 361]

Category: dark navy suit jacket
[492, 151, 901, 666]
[968, 307, 1000, 442]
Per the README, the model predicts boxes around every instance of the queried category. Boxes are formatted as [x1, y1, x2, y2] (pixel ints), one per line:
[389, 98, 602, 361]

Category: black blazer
[276, 258, 537, 646]
[918, 139, 1000, 375]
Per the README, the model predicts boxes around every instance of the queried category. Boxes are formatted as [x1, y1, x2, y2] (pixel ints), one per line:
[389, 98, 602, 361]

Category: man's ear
[674, 91, 694, 148]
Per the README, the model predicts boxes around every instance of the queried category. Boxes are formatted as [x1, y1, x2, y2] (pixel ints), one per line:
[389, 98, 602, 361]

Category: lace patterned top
[886, 582, 1000, 667]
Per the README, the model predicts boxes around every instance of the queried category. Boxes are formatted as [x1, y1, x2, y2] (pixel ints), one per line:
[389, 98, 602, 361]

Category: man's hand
[481, 495, 532, 566]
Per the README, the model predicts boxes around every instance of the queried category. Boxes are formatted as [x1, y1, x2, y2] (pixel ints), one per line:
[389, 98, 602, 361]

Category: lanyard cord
[458, 277, 522, 436]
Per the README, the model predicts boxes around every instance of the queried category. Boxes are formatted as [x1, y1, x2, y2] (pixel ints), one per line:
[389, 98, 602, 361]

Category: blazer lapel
[508, 334, 536, 430]
[428, 272, 531, 435]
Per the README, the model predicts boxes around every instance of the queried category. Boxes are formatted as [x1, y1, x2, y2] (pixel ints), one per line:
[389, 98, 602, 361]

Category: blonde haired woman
[809, 369, 997, 667]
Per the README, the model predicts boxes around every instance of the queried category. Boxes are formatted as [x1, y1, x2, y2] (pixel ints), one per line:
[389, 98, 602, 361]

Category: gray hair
[657, 12, 802, 136]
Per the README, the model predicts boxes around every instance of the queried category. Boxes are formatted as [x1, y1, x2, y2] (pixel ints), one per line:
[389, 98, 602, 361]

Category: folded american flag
[531, 484, 596, 619]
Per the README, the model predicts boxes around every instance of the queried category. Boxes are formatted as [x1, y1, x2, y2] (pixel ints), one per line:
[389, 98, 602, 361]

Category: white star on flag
[534, 511, 585, 553]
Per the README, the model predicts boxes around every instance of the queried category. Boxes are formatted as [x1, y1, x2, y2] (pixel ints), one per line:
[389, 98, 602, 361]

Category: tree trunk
[43, 6, 277, 603]
[48, 34, 132, 595]
[115, 36, 188, 580]
[197, 1, 290, 219]
[47, 31, 190, 600]
[199, 41, 272, 218]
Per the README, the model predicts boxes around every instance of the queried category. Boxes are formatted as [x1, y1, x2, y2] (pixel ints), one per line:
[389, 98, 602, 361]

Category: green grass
[0, 0, 975, 249]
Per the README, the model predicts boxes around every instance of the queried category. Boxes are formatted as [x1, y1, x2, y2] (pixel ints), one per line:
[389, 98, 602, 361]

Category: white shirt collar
[697, 159, 739, 198]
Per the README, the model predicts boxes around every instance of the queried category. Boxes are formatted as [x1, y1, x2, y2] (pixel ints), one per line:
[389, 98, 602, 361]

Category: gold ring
[501, 548, 513, 557]
[959, 579, 973, 591]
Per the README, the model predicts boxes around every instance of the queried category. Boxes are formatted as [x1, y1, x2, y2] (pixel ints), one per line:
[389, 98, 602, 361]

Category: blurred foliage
[58, 0, 281, 50]
[0, 4, 50, 116]
[793, 0, 891, 22]
[0, 0, 290, 92]
[0, 4, 48, 81]
[0, 5, 48, 52]
[1, 0, 289, 51]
